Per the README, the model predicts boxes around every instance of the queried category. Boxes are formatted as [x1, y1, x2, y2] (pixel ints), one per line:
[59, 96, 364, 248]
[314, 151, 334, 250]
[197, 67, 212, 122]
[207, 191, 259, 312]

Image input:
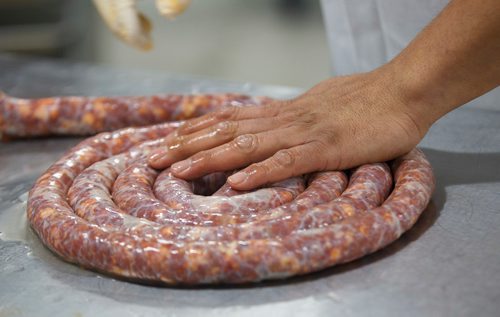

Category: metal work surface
[1, 55, 499, 317]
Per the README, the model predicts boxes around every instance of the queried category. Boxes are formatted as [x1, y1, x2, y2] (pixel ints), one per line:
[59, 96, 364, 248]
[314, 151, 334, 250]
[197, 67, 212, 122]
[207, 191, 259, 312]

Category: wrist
[376, 59, 449, 135]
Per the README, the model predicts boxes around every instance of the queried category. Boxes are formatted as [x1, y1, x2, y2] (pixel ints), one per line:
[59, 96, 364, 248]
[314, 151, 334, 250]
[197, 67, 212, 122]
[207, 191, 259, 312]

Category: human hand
[148, 67, 432, 190]
[92, 0, 191, 50]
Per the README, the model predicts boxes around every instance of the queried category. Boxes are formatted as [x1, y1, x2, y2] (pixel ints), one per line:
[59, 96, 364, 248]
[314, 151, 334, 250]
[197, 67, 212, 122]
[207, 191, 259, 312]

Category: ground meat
[26, 118, 434, 284]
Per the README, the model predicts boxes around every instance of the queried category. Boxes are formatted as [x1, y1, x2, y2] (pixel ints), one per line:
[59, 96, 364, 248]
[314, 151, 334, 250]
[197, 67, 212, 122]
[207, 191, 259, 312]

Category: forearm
[148, 0, 499, 188]
[387, 0, 500, 129]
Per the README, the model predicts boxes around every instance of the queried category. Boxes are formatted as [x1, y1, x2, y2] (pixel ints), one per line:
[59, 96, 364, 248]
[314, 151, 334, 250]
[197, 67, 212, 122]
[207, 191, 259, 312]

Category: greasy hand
[148, 68, 429, 190]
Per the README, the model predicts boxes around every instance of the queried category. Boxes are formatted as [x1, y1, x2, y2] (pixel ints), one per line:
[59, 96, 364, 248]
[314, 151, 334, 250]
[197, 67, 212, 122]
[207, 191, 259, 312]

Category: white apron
[320, 0, 498, 110]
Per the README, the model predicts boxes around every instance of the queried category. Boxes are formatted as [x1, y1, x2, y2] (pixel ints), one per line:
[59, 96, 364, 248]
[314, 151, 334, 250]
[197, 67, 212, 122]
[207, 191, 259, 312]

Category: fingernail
[228, 172, 247, 184]
[171, 159, 191, 174]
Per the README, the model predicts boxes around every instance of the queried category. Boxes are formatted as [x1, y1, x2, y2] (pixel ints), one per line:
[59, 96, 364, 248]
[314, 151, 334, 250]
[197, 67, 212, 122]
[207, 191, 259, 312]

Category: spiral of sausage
[9, 91, 435, 284]
[26, 119, 434, 284]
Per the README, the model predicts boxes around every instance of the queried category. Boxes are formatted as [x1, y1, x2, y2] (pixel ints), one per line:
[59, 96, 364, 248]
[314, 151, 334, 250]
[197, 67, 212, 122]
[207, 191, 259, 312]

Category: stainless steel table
[1, 54, 499, 317]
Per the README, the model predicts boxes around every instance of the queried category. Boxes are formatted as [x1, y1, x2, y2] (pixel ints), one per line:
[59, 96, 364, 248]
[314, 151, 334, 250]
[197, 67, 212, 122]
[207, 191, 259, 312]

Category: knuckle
[316, 126, 338, 145]
[232, 134, 258, 153]
[249, 162, 271, 176]
[167, 135, 193, 157]
[168, 134, 187, 150]
[177, 121, 192, 133]
[262, 102, 282, 115]
[298, 111, 318, 128]
[276, 105, 309, 126]
[213, 121, 237, 137]
[273, 149, 295, 167]
[215, 106, 238, 120]
[311, 141, 338, 171]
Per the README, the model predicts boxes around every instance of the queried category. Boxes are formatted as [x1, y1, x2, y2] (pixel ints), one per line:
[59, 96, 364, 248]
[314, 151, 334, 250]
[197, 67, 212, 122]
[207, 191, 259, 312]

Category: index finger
[174, 102, 281, 137]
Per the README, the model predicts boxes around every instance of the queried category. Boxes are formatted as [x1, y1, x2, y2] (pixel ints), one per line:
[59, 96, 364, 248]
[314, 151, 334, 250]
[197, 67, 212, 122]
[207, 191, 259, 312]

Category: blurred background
[0, 0, 331, 88]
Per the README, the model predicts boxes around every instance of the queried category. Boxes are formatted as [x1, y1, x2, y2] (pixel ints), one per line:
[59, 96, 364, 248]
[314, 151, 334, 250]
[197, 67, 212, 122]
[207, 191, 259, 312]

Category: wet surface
[1, 55, 499, 316]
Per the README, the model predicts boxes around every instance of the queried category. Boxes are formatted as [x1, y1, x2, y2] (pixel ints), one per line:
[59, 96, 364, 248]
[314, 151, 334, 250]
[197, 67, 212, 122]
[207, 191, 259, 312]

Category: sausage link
[0, 92, 270, 138]
[27, 119, 434, 284]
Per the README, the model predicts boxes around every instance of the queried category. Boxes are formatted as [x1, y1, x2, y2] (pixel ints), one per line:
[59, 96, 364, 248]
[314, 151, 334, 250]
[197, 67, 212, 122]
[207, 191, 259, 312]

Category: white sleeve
[320, 0, 448, 76]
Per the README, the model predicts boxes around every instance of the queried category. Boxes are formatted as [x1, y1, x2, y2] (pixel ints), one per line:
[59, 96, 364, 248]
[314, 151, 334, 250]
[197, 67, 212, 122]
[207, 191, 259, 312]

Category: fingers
[174, 102, 281, 137]
[165, 128, 303, 180]
[149, 117, 281, 169]
[156, 0, 191, 19]
[93, 0, 153, 50]
[227, 142, 328, 190]
[147, 97, 336, 191]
